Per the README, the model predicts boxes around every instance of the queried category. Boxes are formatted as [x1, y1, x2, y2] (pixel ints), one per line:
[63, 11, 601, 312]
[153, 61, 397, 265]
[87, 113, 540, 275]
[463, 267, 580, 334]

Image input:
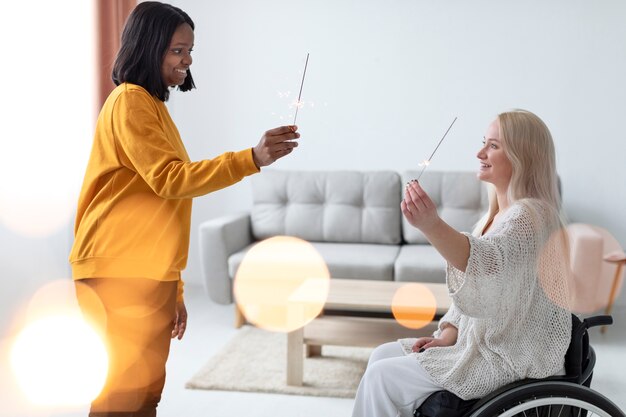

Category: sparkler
[415, 116, 458, 181]
[292, 53, 310, 125]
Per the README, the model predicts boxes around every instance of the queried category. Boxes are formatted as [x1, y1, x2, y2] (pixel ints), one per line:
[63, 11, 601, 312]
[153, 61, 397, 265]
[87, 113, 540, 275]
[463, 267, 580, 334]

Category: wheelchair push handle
[583, 315, 613, 329]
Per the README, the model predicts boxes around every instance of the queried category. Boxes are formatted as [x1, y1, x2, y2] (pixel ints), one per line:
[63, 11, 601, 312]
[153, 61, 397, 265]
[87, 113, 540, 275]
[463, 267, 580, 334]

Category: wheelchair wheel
[468, 381, 624, 417]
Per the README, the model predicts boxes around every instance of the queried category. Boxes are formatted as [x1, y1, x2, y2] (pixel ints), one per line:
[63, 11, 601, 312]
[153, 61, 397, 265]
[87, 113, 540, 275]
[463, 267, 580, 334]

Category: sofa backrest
[401, 171, 489, 244]
[250, 170, 402, 244]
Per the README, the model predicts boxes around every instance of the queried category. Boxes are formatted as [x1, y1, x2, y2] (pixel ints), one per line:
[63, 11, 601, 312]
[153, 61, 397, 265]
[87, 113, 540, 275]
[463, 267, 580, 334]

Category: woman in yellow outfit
[69, 2, 299, 416]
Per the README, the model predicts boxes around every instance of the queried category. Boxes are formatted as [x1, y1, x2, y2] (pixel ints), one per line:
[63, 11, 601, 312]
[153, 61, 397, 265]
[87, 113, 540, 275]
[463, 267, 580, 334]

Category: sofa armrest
[566, 223, 603, 311]
[199, 213, 253, 304]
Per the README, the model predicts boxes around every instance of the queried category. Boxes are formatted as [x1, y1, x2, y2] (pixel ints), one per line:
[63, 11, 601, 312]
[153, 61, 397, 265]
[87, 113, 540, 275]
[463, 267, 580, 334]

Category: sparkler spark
[293, 53, 309, 125]
[416, 117, 458, 181]
[290, 99, 305, 109]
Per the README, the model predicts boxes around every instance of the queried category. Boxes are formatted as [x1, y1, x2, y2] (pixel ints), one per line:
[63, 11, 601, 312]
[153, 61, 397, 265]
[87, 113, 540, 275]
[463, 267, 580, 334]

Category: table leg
[234, 304, 246, 328]
[306, 344, 322, 357]
[287, 327, 304, 386]
[602, 262, 624, 334]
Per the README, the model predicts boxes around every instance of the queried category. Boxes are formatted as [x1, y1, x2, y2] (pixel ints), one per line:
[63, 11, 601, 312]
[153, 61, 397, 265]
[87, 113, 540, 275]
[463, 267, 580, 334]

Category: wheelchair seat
[414, 314, 625, 417]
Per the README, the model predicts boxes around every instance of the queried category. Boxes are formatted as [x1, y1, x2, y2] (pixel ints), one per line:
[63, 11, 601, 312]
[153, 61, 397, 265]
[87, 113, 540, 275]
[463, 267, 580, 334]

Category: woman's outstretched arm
[401, 180, 470, 272]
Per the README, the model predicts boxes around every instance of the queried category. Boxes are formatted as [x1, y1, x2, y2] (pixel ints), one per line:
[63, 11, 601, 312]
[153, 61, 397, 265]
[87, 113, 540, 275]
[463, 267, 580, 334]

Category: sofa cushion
[401, 171, 488, 244]
[250, 170, 402, 244]
[228, 242, 400, 281]
[394, 244, 447, 283]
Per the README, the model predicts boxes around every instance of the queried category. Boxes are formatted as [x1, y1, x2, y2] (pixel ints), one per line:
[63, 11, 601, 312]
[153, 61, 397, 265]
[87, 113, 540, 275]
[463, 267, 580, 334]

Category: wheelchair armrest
[584, 315, 613, 328]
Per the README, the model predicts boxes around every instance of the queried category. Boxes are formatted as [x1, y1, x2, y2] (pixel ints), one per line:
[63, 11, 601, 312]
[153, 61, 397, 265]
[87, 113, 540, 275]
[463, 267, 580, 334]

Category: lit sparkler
[292, 53, 310, 125]
[415, 116, 458, 181]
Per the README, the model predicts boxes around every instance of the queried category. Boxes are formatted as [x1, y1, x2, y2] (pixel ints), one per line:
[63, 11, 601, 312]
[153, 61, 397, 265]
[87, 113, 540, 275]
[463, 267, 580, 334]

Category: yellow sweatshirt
[70, 83, 259, 302]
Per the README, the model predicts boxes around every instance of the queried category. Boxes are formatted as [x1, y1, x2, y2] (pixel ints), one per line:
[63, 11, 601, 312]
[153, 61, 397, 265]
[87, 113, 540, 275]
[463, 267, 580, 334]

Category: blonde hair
[473, 110, 572, 312]
[474, 109, 564, 235]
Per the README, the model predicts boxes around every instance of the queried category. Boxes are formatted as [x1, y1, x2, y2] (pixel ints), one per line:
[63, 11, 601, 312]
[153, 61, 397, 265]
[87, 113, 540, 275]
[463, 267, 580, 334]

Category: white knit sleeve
[446, 204, 539, 318]
[433, 302, 462, 338]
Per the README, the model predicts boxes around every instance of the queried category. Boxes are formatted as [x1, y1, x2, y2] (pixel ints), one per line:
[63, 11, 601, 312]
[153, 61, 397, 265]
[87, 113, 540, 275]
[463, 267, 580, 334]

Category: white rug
[186, 326, 372, 398]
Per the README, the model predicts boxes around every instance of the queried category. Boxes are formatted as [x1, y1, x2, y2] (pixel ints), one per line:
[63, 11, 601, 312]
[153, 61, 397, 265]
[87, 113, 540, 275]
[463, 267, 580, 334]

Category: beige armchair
[566, 223, 625, 322]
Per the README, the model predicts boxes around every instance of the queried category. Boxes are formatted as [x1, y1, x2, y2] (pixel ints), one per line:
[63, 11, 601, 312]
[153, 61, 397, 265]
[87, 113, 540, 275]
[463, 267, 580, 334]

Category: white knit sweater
[398, 199, 572, 400]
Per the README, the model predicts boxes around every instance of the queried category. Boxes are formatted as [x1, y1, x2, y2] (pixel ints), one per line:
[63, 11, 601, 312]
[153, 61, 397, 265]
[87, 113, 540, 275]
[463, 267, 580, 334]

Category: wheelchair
[414, 314, 626, 417]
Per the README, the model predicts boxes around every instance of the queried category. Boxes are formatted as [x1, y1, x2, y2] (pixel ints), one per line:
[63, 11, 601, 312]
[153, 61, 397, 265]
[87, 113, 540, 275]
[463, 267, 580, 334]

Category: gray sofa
[199, 170, 488, 304]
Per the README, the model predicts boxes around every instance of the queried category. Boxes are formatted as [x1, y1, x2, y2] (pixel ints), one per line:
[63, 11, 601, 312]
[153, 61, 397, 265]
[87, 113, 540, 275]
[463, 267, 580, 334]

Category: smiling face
[477, 119, 513, 190]
[161, 23, 194, 88]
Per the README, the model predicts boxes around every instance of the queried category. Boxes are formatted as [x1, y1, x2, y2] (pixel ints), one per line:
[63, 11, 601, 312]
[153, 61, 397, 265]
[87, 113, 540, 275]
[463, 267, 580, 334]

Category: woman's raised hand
[252, 125, 300, 168]
[401, 180, 441, 234]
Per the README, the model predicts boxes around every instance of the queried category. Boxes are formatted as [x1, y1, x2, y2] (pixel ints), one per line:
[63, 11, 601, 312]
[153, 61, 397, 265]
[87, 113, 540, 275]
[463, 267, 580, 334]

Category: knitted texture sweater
[399, 200, 572, 400]
[70, 83, 259, 302]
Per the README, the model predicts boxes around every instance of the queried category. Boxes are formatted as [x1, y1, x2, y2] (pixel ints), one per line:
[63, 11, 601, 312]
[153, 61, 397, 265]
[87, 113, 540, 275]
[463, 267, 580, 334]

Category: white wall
[0, 0, 95, 335]
[166, 0, 626, 306]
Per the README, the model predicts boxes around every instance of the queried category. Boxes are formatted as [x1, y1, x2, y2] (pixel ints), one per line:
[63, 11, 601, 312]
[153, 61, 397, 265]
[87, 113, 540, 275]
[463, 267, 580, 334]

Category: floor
[1, 284, 625, 417]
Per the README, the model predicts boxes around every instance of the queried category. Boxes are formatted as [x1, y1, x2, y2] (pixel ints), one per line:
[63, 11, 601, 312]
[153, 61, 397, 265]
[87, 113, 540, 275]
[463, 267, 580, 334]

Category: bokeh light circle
[234, 236, 330, 332]
[538, 227, 576, 312]
[10, 314, 108, 406]
[8, 279, 108, 407]
[391, 283, 437, 329]
[540, 224, 625, 314]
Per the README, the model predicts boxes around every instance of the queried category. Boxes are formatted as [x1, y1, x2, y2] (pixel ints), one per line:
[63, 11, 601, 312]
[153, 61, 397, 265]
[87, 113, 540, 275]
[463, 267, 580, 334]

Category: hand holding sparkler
[402, 178, 471, 272]
[401, 117, 458, 232]
[251, 55, 309, 168]
[252, 125, 300, 168]
[402, 180, 440, 233]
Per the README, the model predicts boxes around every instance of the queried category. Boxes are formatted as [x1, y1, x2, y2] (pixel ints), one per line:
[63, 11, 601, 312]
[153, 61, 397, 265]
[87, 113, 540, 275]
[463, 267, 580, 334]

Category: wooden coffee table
[285, 278, 451, 386]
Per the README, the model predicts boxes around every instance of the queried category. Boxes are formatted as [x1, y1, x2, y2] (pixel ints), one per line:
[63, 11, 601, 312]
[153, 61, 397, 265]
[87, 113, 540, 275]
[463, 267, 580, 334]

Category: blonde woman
[352, 110, 571, 417]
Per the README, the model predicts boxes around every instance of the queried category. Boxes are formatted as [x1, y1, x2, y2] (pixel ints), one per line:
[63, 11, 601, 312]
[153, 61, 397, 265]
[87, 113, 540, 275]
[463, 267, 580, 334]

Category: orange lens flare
[8, 280, 109, 406]
[11, 315, 108, 406]
[391, 283, 437, 329]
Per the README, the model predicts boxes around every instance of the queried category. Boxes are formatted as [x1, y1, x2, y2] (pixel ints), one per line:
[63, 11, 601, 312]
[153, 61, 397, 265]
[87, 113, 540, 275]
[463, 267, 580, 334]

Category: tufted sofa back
[250, 170, 402, 244]
[250, 170, 489, 246]
[401, 171, 489, 244]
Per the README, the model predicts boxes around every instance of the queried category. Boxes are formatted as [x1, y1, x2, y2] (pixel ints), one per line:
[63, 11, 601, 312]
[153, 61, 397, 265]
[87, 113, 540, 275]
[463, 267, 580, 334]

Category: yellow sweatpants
[75, 278, 177, 417]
